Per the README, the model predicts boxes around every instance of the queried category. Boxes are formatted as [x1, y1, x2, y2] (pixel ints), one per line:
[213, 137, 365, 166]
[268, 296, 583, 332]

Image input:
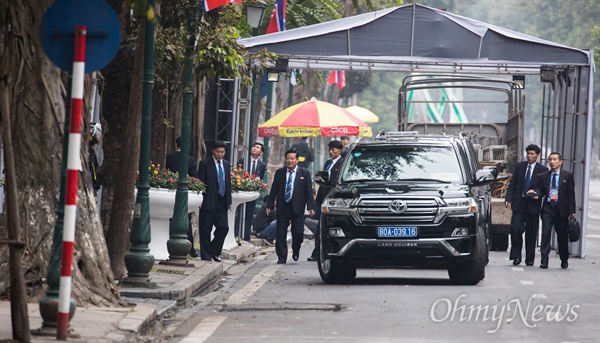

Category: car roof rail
[375, 131, 419, 140]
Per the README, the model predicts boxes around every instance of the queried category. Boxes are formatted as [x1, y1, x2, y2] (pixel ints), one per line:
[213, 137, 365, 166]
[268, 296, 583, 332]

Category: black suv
[315, 131, 496, 285]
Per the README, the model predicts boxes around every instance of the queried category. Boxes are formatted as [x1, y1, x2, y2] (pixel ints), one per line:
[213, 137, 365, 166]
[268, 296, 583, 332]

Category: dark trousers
[540, 203, 569, 264]
[509, 199, 540, 264]
[275, 202, 304, 262]
[199, 202, 229, 260]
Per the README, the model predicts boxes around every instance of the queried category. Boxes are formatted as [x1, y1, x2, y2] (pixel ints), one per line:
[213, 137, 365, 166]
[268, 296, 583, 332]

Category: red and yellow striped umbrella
[258, 98, 372, 137]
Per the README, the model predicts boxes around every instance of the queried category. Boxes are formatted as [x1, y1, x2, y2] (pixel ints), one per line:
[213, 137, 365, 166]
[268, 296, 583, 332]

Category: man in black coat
[198, 141, 232, 262]
[166, 136, 198, 178]
[527, 151, 576, 269]
[307, 140, 344, 261]
[266, 149, 316, 264]
[235, 142, 267, 241]
[505, 144, 548, 266]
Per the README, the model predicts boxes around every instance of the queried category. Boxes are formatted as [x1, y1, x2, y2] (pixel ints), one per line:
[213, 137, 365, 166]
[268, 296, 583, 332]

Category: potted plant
[222, 164, 268, 250]
[143, 162, 205, 260]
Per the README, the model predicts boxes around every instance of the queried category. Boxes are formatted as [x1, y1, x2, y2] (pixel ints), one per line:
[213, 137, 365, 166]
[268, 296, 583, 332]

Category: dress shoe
[292, 254, 299, 261]
[212, 256, 222, 262]
[540, 263, 548, 269]
[277, 259, 286, 264]
[512, 259, 521, 266]
[307, 256, 318, 262]
[525, 262, 534, 266]
[561, 261, 568, 269]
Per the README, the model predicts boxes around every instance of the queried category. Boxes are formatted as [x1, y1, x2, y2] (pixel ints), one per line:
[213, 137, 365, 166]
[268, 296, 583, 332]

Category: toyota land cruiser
[315, 131, 496, 285]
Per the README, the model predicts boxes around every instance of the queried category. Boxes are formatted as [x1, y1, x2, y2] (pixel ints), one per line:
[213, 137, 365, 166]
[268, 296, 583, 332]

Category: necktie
[326, 160, 333, 172]
[218, 161, 225, 197]
[522, 165, 532, 197]
[251, 160, 257, 176]
[550, 173, 558, 207]
[285, 170, 293, 203]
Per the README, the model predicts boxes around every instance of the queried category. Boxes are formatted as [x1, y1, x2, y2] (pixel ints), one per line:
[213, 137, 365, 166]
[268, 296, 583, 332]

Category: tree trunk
[0, 0, 120, 306]
[100, 0, 145, 280]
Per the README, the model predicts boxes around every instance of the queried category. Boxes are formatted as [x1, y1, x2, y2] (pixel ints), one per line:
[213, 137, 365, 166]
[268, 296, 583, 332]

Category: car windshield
[341, 145, 463, 183]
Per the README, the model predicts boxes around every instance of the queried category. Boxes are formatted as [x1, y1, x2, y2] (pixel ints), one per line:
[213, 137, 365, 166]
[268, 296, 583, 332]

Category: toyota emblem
[388, 200, 407, 214]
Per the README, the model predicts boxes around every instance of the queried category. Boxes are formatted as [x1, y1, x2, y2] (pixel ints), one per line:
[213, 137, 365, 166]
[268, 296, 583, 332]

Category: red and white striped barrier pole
[57, 25, 86, 340]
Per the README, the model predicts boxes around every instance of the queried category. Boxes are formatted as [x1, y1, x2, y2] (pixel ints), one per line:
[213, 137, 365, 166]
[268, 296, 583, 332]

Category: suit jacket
[533, 168, 576, 219]
[166, 151, 198, 178]
[198, 157, 232, 211]
[268, 167, 316, 216]
[237, 157, 266, 180]
[505, 161, 547, 215]
[315, 157, 343, 206]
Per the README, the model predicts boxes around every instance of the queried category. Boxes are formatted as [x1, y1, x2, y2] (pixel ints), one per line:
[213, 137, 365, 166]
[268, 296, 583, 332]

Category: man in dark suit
[505, 144, 548, 266]
[197, 141, 232, 262]
[166, 136, 198, 178]
[307, 140, 344, 261]
[166, 136, 199, 256]
[235, 142, 267, 241]
[266, 149, 316, 264]
[527, 152, 576, 269]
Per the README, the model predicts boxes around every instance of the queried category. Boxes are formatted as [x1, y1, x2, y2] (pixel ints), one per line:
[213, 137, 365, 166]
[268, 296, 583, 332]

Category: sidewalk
[0, 241, 259, 342]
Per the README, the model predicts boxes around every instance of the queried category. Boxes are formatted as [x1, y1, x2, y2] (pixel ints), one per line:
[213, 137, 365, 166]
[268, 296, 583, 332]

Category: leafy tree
[0, 0, 120, 305]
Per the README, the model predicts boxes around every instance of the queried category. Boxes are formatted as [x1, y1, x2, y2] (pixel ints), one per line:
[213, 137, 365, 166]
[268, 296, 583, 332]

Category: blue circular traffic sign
[40, 0, 121, 73]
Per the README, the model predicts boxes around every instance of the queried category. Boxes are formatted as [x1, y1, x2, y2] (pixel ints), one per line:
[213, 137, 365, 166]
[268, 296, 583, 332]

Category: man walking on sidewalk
[266, 149, 315, 264]
[198, 141, 232, 262]
[505, 144, 547, 266]
[527, 151, 576, 269]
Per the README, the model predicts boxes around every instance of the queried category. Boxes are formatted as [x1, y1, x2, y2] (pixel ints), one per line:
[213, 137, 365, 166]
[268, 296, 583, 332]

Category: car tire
[447, 227, 486, 285]
[318, 236, 356, 284]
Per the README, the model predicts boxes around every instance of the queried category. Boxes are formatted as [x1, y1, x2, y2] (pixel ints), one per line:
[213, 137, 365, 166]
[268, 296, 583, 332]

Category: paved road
[147, 178, 600, 342]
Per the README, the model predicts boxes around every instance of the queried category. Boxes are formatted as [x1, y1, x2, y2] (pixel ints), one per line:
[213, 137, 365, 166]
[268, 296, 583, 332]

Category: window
[342, 145, 463, 183]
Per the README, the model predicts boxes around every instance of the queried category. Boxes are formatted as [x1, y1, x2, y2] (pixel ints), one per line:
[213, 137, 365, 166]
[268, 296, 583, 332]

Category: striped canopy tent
[258, 98, 372, 137]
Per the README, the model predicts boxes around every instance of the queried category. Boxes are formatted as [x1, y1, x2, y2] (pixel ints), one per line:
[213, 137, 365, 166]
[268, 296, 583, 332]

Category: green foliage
[195, 6, 251, 84]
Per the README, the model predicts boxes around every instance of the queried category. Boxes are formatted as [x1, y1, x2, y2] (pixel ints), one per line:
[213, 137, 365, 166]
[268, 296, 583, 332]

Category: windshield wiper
[398, 178, 449, 183]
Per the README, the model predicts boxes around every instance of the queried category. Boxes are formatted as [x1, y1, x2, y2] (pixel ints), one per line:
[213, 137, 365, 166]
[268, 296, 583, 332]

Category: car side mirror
[475, 169, 496, 183]
[482, 165, 498, 179]
[314, 170, 330, 187]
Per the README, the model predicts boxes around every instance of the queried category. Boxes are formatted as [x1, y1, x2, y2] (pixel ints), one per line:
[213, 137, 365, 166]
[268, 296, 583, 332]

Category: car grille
[356, 198, 441, 224]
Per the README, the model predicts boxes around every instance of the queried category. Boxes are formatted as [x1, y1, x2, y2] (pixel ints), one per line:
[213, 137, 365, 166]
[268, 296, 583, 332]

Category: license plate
[377, 227, 418, 237]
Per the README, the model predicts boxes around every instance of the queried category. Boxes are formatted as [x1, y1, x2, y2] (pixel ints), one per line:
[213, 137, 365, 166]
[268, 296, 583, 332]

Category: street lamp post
[243, 2, 266, 214]
[244, 1, 267, 37]
[165, 2, 197, 264]
[123, 1, 157, 286]
[243, 1, 266, 159]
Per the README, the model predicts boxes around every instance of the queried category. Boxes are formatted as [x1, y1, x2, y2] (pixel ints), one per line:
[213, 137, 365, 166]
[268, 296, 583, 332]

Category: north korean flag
[327, 70, 346, 90]
[265, 0, 286, 34]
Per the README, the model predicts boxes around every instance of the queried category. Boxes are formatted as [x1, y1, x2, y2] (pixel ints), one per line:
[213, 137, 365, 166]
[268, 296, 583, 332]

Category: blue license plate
[377, 227, 418, 237]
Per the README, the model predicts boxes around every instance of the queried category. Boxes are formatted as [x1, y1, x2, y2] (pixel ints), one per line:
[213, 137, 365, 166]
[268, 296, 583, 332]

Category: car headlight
[322, 198, 352, 214]
[444, 197, 477, 213]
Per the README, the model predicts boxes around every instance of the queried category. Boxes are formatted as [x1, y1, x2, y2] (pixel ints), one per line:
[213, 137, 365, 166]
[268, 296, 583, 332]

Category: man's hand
[308, 209, 315, 217]
[266, 208, 270, 216]
[505, 201, 510, 208]
[526, 190, 539, 199]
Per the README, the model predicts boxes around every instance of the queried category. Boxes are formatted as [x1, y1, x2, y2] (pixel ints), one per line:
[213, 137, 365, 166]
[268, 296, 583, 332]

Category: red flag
[265, 0, 286, 34]
[327, 71, 346, 90]
[202, 0, 242, 12]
